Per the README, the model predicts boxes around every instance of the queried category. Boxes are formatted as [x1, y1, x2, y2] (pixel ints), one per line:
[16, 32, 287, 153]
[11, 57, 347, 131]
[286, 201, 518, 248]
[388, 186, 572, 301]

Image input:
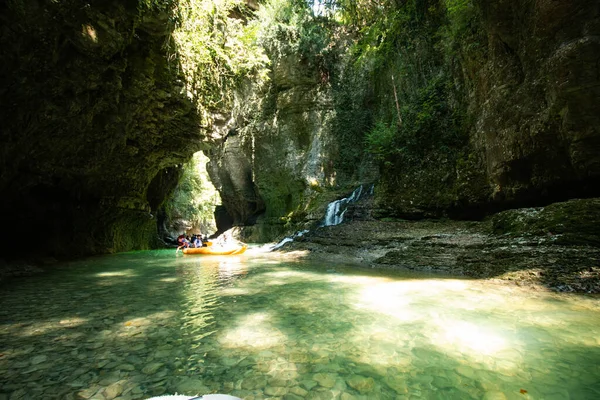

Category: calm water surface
[1, 248, 599, 399]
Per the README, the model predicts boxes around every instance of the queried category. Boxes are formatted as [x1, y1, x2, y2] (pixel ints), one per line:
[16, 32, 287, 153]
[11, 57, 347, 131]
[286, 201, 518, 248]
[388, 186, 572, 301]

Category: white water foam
[271, 184, 372, 251]
[271, 230, 309, 251]
[322, 185, 367, 227]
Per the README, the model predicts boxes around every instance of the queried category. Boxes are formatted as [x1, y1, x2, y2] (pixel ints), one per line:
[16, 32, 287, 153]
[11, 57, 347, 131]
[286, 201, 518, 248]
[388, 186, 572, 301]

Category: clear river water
[1, 248, 599, 400]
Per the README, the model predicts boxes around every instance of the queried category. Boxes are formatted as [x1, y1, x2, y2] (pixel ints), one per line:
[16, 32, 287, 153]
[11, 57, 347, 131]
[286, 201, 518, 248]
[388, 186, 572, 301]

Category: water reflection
[0, 250, 599, 399]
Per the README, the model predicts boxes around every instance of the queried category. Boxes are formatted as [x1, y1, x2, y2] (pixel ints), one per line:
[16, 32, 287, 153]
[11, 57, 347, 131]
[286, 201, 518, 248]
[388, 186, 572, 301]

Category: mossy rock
[490, 198, 600, 245]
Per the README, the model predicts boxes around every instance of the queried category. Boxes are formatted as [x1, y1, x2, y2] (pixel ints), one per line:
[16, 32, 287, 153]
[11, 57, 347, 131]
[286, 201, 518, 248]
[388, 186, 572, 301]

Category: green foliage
[439, 0, 486, 58]
[324, 0, 473, 167]
[164, 152, 220, 232]
[443, 0, 475, 39]
[398, 74, 467, 157]
[365, 121, 396, 161]
[172, 0, 270, 123]
[255, 0, 336, 73]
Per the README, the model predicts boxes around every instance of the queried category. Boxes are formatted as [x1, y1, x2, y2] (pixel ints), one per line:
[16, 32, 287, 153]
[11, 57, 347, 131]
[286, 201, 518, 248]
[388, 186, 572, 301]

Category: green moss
[109, 211, 159, 253]
[490, 198, 600, 246]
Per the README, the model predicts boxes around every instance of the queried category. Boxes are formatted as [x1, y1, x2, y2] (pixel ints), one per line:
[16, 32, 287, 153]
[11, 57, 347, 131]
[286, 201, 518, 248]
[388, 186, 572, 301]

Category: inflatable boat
[182, 244, 247, 255]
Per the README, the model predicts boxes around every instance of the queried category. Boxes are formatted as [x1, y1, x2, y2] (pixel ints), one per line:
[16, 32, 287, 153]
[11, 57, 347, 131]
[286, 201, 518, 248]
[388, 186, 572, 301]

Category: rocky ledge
[278, 199, 600, 294]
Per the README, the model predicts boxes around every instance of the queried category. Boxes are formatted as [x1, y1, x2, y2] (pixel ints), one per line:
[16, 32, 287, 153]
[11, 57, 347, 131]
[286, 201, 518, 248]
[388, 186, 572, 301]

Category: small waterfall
[321, 185, 367, 227]
[271, 230, 309, 251]
[271, 184, 373, 251]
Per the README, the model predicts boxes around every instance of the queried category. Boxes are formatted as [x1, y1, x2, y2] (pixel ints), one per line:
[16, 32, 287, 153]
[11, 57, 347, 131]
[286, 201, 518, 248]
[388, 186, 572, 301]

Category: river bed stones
[1, 251, 600, 399]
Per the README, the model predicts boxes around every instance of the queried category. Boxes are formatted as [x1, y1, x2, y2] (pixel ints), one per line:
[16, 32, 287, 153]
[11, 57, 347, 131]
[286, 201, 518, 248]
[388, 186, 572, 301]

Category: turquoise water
[1, 248, 599, 399]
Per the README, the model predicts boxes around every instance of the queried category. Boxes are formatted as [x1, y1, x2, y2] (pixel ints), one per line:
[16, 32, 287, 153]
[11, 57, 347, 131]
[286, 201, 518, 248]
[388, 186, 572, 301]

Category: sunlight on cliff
[82, 24, 98, 43]
[165, 151, 220, 235]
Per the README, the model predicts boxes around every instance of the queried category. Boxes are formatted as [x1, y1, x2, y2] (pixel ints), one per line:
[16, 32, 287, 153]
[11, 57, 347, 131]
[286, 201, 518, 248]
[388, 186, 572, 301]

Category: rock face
[0, 1, 203, 257]
[206, 131, 265, 233]
[280, 198, 600, 293]
[210, 0, 600, 237]
[470, 0, 600, 205]
[372, 0, 600, 220]
[1, 0, 598, 257]
[207, 49, 367, 241]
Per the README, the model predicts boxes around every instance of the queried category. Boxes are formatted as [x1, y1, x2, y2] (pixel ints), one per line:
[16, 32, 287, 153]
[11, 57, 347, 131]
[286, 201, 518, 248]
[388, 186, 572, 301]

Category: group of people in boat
[176, 233, 209, 251]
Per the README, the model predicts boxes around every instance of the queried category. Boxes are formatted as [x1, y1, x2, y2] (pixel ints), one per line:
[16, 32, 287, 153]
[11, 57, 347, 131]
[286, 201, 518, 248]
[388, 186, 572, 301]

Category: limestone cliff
[376, 0, 600, 218]
[1, 0, 598, 256]
[0, 0, 203, 257]
[205, 53, 337, 240]
[207, 0, 599, 240]
[206, 30, 378, 241]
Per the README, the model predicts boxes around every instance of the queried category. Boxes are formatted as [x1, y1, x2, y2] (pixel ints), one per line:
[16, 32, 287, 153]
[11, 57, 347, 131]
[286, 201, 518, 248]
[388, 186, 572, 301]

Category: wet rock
[455, 366, 476, 379]
[289, 352, 309, 363]
[30, 355, 48, 365]
[6, 389, 26, 399]
[432, 375, 453, 389]
[103, 381, 124, 400]
[289, 386, 308, 397]
[77, 385, 101, 399]
[346, 375, 375, 393]
[313, 373, 336, 388]
[283, 394, 304, 400]
[141, 362, 164, 375]
[116, 363, 136, 371]
[265, 386, 288, 396]
[125, 355, 144, 365]
[98, 374, 121, 386]
[483, 391, 507, 400]
[175, 377, 210, 394]
[306, 388, 334, 400]
[131, 385, 144, 394]
[288, 217, 600, 293]
[241, 375, 268, 390]
[384, 375, 408, 394]
[300, 379, 318, 391]
[153, 349, 172, 359]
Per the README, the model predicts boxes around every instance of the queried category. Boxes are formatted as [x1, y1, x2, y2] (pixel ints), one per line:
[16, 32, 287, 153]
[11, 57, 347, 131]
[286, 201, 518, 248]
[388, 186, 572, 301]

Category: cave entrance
[162, 151, 222, 240]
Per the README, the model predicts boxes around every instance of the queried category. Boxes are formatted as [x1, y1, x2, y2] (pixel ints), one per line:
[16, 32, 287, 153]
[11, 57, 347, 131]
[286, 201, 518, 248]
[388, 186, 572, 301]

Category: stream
[1, 248, 599, 399]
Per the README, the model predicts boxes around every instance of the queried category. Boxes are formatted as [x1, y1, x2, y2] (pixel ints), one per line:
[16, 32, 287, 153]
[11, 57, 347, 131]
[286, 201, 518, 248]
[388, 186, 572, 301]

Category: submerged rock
[346, 375, 375, 393]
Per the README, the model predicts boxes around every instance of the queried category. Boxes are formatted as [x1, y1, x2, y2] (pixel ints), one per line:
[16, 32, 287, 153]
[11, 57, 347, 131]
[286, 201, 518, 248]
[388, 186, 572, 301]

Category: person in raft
[192, 234, 202, 248]
[176, 234, 190, 252]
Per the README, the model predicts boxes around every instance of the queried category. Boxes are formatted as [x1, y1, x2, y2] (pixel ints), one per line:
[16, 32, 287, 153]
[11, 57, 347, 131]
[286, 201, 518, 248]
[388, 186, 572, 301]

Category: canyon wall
[208, 0, 600, 240]
[0, 0, 203, 257]
[1, 0, 598, 255]
[375, 0, 600, 218]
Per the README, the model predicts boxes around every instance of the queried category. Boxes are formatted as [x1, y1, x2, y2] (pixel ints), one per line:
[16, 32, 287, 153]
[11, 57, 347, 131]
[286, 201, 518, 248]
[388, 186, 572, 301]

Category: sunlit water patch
[1, 250, 599, 399]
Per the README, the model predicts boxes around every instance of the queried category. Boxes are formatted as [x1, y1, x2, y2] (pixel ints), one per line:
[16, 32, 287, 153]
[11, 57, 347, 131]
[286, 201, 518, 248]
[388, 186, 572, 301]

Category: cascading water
[271, 184, 373, 251]
[271, 230, 309, 251]
[321, 185, 365, 227]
